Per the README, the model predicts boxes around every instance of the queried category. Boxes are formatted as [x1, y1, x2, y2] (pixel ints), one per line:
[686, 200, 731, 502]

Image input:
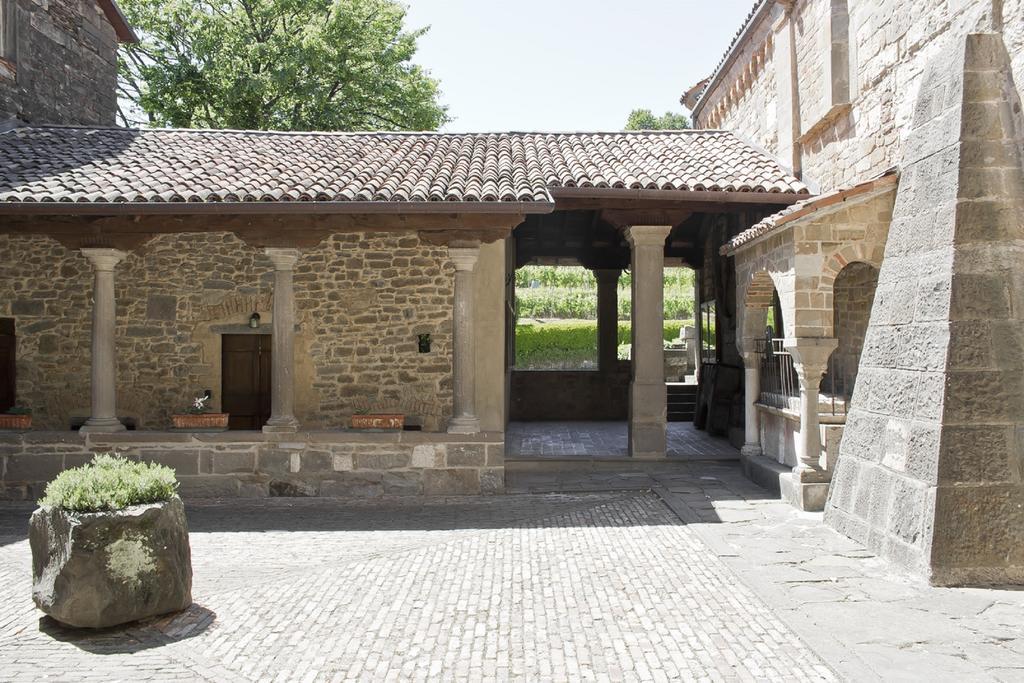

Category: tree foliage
[624, 108, 690, 130]
[117, 0, 448, 131]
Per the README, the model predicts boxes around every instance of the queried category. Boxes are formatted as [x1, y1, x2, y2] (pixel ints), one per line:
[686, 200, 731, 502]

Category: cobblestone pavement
[510, 464, 1024, 682]
[0, 492, 833, 682]
[506, 421, 739, 459]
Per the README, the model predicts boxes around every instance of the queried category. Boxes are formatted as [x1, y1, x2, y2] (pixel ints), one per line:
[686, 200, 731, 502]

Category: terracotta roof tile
[721, 168, 899, 255]
[0, 127, 809, 207]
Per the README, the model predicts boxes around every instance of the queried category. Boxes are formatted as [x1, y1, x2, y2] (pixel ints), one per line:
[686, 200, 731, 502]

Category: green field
[515, 319, 692, 370]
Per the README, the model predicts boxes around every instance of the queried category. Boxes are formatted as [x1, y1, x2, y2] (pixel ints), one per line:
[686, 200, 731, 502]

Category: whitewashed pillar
[263, 248, 301, 433]
[80, 248, 128, 433]
[448, 244, 481, 434]
[740, 342, 762, 457]
[625, 226, 673, 458]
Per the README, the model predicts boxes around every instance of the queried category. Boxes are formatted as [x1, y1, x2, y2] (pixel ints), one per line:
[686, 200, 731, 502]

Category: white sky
[403, 0, 755, 132]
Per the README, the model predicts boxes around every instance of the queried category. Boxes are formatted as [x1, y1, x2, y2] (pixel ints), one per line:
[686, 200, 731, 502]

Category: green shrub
[40, 454, 178, 513]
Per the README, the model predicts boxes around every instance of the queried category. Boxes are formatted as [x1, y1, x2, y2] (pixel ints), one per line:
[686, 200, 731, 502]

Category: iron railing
[755, 337, 853, 416]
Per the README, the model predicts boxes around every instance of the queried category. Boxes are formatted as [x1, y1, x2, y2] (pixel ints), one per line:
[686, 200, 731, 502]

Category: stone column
[80, 248, 128, 433]
[594, 269, 622, 372]
[784, 338, 838, 477]
[448, 244, 481, 434]
[740, 342, 762, 457]
[625, 226, 672, 459]
[263, 248, 301, 433]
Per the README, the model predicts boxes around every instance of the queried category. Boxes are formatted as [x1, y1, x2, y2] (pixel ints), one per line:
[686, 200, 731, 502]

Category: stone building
[684, 0, 1024, 584]
[0, 0, 135, 126]
[0, 0, 1021, 586]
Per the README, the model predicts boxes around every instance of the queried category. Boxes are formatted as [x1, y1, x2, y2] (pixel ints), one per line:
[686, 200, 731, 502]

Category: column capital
[80, 248, 128, 271]
[264, 247, 302, 271]
[625, 225, 672, 248]
[784, 337, 838, 384]
[448, 245, 480, 272]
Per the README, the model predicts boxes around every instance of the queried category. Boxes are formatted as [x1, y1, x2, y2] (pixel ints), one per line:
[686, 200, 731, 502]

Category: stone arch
[824, 260, 880, 397]
[820, 241, 882, 299]
[738, 270, 782, 353]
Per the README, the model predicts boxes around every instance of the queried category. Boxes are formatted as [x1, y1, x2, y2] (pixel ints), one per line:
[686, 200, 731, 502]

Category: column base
[447, 416, 481, 434]
[740, 444, 762, 457]
[628, 421, 667, 459]
[80, 418, 126, 434]
[780, 472, 830, 512]
[262, 417, 300, 434]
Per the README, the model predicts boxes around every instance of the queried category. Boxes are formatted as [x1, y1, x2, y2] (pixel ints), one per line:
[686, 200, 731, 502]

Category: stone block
[300, 451, 333, 473]
[5, 454, 65, 483]
[145, 294, 178, 322]
[208, 451, 255, 475]
[383, 471, 422, 495]
[257, 449, 292, 474]
[139, 450, 200, 476]
[486, 444, 505, 466]
[423, 469, 480, 496]
[410, 444, 442, 468]
[320, 473, 383, 498]
[30, 498, 192, 629]
[11, 299, 44, 316]
[354, 451, 409, 470]
[937, 426, 1015, 484]
[479, 468, 504, 495]
[269, 478, 318, 497]
[332, 453, 353, 471]
[446, 444, 486, 467]
[176, 475, 240, 499]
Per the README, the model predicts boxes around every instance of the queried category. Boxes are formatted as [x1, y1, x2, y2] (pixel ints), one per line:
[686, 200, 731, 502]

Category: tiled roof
[721, 169, 899, 255]
[0, 126, 809, 207]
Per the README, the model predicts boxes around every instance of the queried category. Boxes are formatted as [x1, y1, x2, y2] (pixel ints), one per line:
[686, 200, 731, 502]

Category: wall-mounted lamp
[418, 333, 431, 353]
[248, 312, 261, 329]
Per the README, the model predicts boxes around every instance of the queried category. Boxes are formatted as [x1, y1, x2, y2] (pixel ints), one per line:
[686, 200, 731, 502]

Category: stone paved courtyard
[1, 460, 1022, 681]
[506, 421, 739, 459]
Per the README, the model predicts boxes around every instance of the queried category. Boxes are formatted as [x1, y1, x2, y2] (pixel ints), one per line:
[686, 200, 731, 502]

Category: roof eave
[549, 186, 807, 205]
[98, 0, 139, 43]
[0, 200, 557, 216]
[690, 0, 774, 122]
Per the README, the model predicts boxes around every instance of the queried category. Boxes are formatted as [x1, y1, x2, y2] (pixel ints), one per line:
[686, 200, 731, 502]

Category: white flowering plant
[185, 395, 211, 415]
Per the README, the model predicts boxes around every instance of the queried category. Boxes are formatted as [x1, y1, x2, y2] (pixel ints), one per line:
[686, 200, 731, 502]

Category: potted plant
[350, 409, 404, 430]
[30, 454, 193, 628]
[0, 406, 32, 430]
[171, 394, 228, 431]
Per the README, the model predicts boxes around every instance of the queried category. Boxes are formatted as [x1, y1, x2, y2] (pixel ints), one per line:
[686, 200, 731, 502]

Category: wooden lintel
[0, 212, 526, 250]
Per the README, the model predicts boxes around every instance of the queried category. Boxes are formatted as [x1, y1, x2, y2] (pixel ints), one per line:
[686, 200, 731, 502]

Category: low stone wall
[509, 366, 630, 421]
[0, 431, 504, 501]
[757, 404, 843, 471]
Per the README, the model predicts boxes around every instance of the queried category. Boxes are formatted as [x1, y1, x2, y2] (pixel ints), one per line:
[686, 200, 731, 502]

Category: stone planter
[171, 413, 229, 430]
[351, 414, 404, 430]
[0, 413, 31, 430]
[30, 497, 193, 629]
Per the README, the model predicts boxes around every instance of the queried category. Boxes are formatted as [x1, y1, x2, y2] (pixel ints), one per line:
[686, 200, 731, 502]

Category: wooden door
[221, 334, 272, 430]
[0, 319, 14, 413]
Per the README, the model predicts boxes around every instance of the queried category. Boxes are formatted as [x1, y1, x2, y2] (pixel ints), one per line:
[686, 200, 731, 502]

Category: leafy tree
[624, 108, 690, 130]
[117, 0, 448, 131]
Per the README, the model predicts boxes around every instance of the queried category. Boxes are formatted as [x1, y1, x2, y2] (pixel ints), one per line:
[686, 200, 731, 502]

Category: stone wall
[823, 31, 1024, 585]
[0, 430, 504, 500]
[694, 0, 1024, 193]
[0, 231, 459, 432]
[0, 0, 118, 125]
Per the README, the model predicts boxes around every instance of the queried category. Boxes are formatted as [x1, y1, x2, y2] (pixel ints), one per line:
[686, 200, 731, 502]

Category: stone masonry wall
[0, 231, 455, 431]
[0, 431, 504, 500]
[695, 0, 1024, 193]
[824, 31, 1024, 584]
[0, 0, 118, 125]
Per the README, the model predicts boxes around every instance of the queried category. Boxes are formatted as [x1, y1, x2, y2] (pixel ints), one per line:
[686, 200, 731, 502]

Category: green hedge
[515, 319, 692, 369]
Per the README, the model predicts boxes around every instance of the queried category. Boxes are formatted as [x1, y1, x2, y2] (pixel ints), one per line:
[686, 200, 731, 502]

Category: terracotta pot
[0, 414, 31, 430]
[350, 414, 404, 430]
[171, 413, 229, 430]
